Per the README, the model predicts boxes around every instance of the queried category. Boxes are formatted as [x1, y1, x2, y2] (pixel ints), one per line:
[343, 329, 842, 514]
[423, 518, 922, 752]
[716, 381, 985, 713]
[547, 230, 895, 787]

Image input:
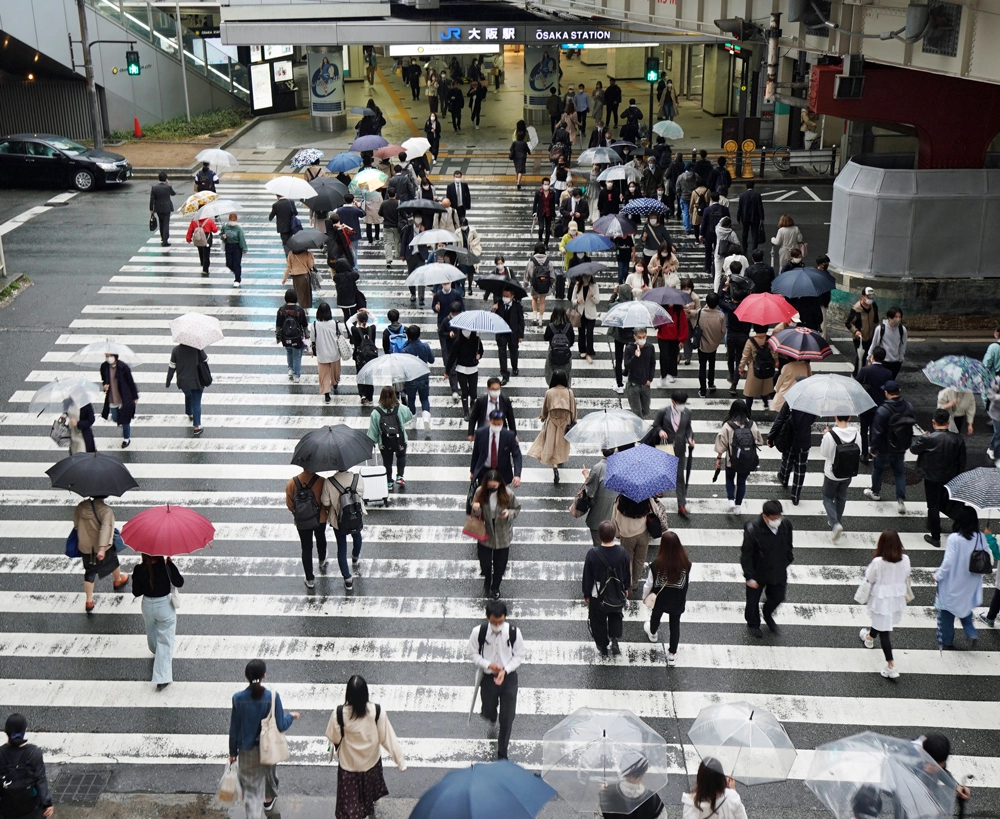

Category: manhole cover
[51, 771, 111, 807]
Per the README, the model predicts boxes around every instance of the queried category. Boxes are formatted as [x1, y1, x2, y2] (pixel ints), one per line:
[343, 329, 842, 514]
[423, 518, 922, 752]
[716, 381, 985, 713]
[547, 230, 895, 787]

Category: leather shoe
[748, 625, 763, 638]
[763, 612, 779, 633]
[924, 534, 941, 547]
[677, 505, 689, 518]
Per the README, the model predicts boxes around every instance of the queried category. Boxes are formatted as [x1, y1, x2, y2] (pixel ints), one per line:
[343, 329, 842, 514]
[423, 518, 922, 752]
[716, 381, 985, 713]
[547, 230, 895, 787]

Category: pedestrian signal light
[645, 56, 660, 84]
[126, 50, 141, 76]
[715, 17, 763, 41]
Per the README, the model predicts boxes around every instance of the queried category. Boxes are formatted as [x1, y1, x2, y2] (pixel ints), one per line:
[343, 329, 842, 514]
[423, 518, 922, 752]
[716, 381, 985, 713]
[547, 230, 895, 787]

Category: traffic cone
[134, 117, 143, 138]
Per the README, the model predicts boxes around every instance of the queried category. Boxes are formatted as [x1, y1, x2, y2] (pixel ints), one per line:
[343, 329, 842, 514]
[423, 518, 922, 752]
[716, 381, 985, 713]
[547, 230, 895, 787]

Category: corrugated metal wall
[0, 79, 91, 140]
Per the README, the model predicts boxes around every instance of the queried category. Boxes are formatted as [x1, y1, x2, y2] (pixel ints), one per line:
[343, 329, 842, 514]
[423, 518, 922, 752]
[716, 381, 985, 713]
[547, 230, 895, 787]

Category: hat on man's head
[883, 380, 900, 394]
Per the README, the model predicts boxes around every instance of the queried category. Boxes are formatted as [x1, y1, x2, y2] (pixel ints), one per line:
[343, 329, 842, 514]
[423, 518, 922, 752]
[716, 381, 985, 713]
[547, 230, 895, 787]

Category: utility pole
[75, 0, 103, 150]
[764, 12, 782, 103]
[175, 0, 191, 122]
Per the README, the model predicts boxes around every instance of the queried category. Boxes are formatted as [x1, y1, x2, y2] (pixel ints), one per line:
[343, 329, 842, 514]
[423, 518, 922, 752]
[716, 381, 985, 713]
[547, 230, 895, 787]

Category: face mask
[569, 229, 578, 236]
[454, 177, 461, 184]
[490, 424, 503, 433]
[489, 389, 501, 399]
[502, 296, 512, 305]
[543, 182, 550, 189]
[657, 190, 664, 197]
[648, 163, 656, 171]
[575, 252, 583, 259]
[490, 624, 503, 635]
[649, 217, 658, 225]
[606, 182, 614, 189]
[430, 115, 436, 121]
[441, 282, 451, 292]
[414, 215, 423, 225]
[766, 516, 782, 533]
[229, 217, 238, 224]
[636, 338, 646, 346]
[862, 298, 871, 306]
[462, 329, 472, 338]
[628, 185, 637, 192]
[106, 356, 116, 364]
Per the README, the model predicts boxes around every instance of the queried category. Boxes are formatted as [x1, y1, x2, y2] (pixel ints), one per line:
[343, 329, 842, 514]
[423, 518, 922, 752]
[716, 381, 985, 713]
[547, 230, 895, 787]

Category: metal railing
[86, 0, 249, 102]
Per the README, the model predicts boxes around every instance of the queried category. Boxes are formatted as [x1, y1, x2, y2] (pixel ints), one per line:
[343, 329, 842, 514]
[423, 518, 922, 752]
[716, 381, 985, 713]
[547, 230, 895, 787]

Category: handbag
[356, 289, 368, 309]
[309, 268, 322, 291]
[170, 583, 181, 610]
[198, 359, 213, 388]
[149, 213, 158, 232]
[462, 513, 488, 541]
[646, 499, 669, 539]
[65, 528, 82, 559]
[569, 486, 592, 518]
[258, 688, 290, 765]
[335, 322, 353, 360]
[854, 578, 872, 605]
[904, 576, 914, 603]
[50, 416, 71, 448]
[969, 534, 994, 574]
[566, 306, 582, 328]
[798, 240, 809, 257]
[465, 478, 478, 516]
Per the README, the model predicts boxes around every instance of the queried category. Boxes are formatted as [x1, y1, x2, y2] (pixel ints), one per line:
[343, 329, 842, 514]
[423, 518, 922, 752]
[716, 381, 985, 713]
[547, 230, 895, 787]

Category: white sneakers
[614, 385, 625, 394]
[728, 502, 742, 514]
[881, 665, 900, 679]
[666, 374, 675, 383]
[643, 621, 657, 642]
[666, 653, 676, 667]
[422, 410, 431, 431]
[658, 377, 668, 388]
[832, 523, 844, 543]
[862, 488, 880, 502]
[859, 628, 874, 649]
[232, 281, 240, 288]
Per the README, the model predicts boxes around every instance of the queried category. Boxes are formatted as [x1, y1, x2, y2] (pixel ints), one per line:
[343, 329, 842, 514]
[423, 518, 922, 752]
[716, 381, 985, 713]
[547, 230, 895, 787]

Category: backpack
[291, 475, 321, 530]
[0, 746, 38, 818]
[387, 326, 407, 354]
[729, 274, 753, 303]
[476, 623, 518, 655]
[531, 259, 552, 294]
[728, 421, 760, 475]
[377, 406, 404, 452]
[694, 189, 709, 217]
[335, 703, 381, 746]
[549, 325, 572, 366]
[191, 223, 208, 247]
[591, 548, 627, 613]
[828, 430, 861, 479]
[689, 308, 704, 350]
[280, 309, 303, 344]
[355, 331, 379, 368]
[334, 473, 364, 532]
[194, 168, 215, 192]
[749, 338, 776, 381]
[886, 404, 917, 452]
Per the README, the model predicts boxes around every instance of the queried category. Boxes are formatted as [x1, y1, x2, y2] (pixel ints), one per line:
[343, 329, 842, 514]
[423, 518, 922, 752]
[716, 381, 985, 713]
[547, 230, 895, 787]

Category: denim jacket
[229, 688, 293, 757]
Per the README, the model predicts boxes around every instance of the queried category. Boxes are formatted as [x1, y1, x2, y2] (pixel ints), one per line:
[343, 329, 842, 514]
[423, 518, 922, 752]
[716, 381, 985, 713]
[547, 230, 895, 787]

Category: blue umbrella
[770, 267, 836, 299]
[621, 198, 668, 217]
[448, 310, 511, 335]
[408, 760, 556, 819]
[326, 152, 362, 173]
[605, 444, 678, 502]
[350, 135, 389, 153]
[565, 233, 614, 253]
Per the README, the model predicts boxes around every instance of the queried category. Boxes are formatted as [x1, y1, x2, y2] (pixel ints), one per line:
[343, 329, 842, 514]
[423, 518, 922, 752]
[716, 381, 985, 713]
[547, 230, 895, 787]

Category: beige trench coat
[527, 386, 578, 467]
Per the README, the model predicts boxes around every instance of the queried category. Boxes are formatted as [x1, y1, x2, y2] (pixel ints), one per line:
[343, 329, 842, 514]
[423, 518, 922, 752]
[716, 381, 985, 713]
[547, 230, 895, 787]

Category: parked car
[0, 134, 132, 191]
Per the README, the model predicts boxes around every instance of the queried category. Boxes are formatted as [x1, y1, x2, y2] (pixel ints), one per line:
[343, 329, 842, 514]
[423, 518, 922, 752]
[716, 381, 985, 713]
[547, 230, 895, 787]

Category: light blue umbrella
[565, 233, 614, 253]
[605, 444, 678, 501]
[326, 152, 362, 173]
[922, 355, 989, 394]
[447, 310, 511, 335]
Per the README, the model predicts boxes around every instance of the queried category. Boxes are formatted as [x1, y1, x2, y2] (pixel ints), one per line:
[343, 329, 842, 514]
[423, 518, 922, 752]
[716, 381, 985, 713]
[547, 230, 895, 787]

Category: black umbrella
[286, 228, 328, 253]
[46, 453, 139, 498]
[291, 425, 375, 473]
[304, 178, 348, 212]
[642, 287, 694, 306]
[399, 199, 447, 214]
[476, 276, 527, 300]
[566, 261, 608, 279]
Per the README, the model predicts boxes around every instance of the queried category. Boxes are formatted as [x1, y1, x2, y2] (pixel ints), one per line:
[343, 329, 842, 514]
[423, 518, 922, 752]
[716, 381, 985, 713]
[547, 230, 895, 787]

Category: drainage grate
[50, 771, 111, 807]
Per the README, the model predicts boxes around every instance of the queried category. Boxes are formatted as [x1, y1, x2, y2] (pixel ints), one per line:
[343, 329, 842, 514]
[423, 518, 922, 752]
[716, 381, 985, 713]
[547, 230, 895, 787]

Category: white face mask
[636, 338, 646, 347]
[765, 516, 782, 533]
[862, 298, 872, 306]
[542, 182, 550, 189]
[575, 252, 583, 259]
[454, 176, 462, 184]
[489, 389, 501, 399]
[441, 282, 451, 292]
[502, 296, 512, 305]
[648, 163, 656, 171]
[414, 215, 423, 225]
[569, 228, 578, 236]
[628, 185, 637, 192]
[462, 329, 472, 338]
[490, 624, 503, 635]
[657, 190, 664, 197]
[649, 217, 658, 225]
[606, 182, 614, 189]
[430, 115, 436, 121]
[106, 356, 116, 364]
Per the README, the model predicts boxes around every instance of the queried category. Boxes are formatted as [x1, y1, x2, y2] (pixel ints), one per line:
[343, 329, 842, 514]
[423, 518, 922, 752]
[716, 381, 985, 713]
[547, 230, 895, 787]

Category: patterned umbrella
[178, 191, 216, 214]
[601, 301, 672, 329]
[373, 144, 405, 159]
[768, 328, 833, 361]
[922, 355, 989, 394]
[597, 165, 642, 183]
[946, 467, 1000, 511]
[641, 287, 693, 307]
[326, 152, 363, 173]
[405, 263, 466, 287]
[592, 214, 637, 238]
[577, 147, 622, 166]
[350, 168, 388, 193]
[565, 233, 614, 253]
[621, 198, 668, 217]
[652, 121, 684, 140]
[265, 176, 318, 199]
[771, 267, 836, 299]
[447, 310, 511, 335]
[734, 293, 798, 326]
[605, 444, 678, 502]
[194, 148, 239, 171]
[290, 148, 324, 170]
[350, 135, 389, 152]
[120, 505, 215, 557]
[169, 312, 224, 350]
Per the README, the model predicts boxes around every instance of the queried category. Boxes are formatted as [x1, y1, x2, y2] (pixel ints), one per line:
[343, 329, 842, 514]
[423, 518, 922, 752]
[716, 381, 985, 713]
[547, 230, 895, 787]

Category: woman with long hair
[934, 507, 985, 649]
[625, 259, 653, 299]
[713, 400, 764, 514]
[132, 553, 184, 690]
[470, 469, 521, 599]
[641, 532, 691, 666]
[648, 241, 680, 289]
[310, 301, 343, 403]
[445, 325, 484, 422]
[858, 530, 911, 679]
[367, 386, 413, 490]
[557, 100, 579, 146]
[229, 659, 299, 817]
[325, 675, 406, 819]
[527, 369, 577, 483]
[682, 757, 747, 819]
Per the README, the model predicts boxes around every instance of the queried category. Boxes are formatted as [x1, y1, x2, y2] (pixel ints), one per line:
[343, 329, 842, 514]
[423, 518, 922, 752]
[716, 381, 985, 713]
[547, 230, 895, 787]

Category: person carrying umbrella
[599, 753, 665, 819]
[74, 495, 129, 613]
[624, 327, 656, 418]
[681, 757, 747, 819]
[166, 343, 210, 436]
[768, 388, 818, 507]
[491, 286, 525, 384]
[99, 353, 138, 449]
[193, 161, 219, 193]
[581, 449, 621, 546]
[714, 400, 764, 515]
[741, 498, 794, 638]
[446, 322, 484, 423]
[0, 714, 54, 819]
[186, 212, 218, 277]
[132, 554, 184, 689]
[219, 212, 248, 289]
[367, 386, 413, 491]
[739, 325, 777, 417]
[283, 245, 315, 310]
[818, 415, 860, 542]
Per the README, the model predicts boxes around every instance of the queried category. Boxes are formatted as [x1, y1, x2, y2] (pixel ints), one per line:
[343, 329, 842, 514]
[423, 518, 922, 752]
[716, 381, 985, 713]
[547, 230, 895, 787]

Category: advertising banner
[308, 50, 346, 116]
[524, 45, 559, 109]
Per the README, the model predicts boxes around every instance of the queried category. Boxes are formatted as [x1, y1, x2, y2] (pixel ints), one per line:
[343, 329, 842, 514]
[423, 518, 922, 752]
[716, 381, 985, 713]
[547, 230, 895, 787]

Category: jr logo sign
[440, 27, 462, 40]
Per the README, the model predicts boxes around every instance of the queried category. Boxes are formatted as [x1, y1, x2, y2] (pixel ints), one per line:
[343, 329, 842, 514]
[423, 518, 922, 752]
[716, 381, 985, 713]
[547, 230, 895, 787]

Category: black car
[0, 134, 132, 191]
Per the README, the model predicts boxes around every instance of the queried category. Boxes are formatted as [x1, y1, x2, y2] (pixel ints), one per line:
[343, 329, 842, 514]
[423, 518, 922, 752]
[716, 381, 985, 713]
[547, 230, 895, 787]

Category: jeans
[649, 607, 681, 654]
[405, 375, 431, 414]
[479, 669, 518, 759]
[298, 525, 328, 581]
[141, 594, 176, 684]
[334, 526, 363, 579]
[109, 406, 131, 440]
[698, 349, 717, 392]
[182, 388, 203, 427]
[285, 346, 303, 378]
[617, 259, 630, 284]
[497, 335, 519, 375]
[382, 447, 406, 479]
[680, 198, 691, 231]
[626, 382, 650, 418]
[588, 601, 624, 650]
[579, 318, 596, 357]
[937, 608, 977, 647]
[872, 450, 906, 500]
[658, 339, 679, 378]
[478, 545, 509, 594]
[745, 581, 786, 628]
[726, 465, 748, 505]
[991, 419, 1000, 455]
[225, 242, 242, 282]
[822, 477, 850, 528]
[384, 226, 400, 263]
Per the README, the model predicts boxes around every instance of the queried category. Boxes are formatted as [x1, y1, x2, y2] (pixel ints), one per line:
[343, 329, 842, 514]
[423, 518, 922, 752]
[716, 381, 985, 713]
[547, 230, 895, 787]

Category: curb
[0, 273, 32, 309]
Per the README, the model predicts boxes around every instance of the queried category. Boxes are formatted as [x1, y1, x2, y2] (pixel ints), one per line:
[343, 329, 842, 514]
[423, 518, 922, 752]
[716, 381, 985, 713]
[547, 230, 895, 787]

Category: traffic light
[724, 42, 743, 55]
[645, 56, 660, 84]
[126, 50, 141, 76]
[714, 17, 763, 41]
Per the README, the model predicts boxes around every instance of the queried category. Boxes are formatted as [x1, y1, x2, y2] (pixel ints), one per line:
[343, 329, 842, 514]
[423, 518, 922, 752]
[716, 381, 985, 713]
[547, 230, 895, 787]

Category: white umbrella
[70, 341, 143, 367]
[409, 229, 460, 248]
[527, 126, 540, 151]
[169, 313, 224, 350]
[195, 199, 244, 220]
[405, 263, 466, 287]
[785, 373, 876, 417]
[598, 165, 642, 183]
[356, 354, 430, 387]
[401, 137, 431, 156]
[195, 148, 239, 171]
[265, 176, 319, 200]
[447, 310, 511, 335]
[652, 120, 684, 140]
[29, 378, 103, 416]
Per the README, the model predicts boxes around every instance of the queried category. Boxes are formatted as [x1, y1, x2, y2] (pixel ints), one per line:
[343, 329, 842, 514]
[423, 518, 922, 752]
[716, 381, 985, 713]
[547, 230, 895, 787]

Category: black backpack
[531, 260, 552, 294]
[694, 189, 709, 217]
[280, 308, 303, 344]
[729, 422, 760, 475]
[476, 622, 518, 655]
[335, 703, 381, 748]
[0, 746, 38, 819]
[592, 548, 627, 613]
[378, 407, 404, 452]
[828, 430, 861, 479]
[549, 325, 572, 367]
[749, 338, 776, 381]
[291, 475, 321, 531]
[194, 168, 215, 192]
[729, 274, 753, 303]
[334, 474, 364, 533]
[355, 331, 379, 368]
[886, 404, 917, 452]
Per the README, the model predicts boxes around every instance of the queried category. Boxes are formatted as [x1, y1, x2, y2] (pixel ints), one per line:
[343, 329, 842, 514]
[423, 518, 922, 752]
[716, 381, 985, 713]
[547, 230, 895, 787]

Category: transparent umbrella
[598, 165, 642, 183]
[405, 263, 466, 287]
[785, 374, 876, 417]
[29, 378, 103, 416]
[409, 229, 460, 247]
[541, 708, 670, 814]
[356, 354, 430, 387]
[194, 148, 239, 171]
[602, 301, 672, 329]
[70, 341, 143, 367]
[564, 409, 650, 450]
[805, 731, 957, 819]
[195, 199, 244, 220]
[687, 700, 797, 786]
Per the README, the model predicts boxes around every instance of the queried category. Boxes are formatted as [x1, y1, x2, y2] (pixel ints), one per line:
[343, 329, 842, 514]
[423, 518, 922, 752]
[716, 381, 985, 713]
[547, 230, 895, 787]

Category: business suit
[149, 182, 176, 245]
[268, 198, 296, 250]
[467, 394, 517, 438]
[644, 405, 694, 510]
[736, 189, 765, 252]
[470, 426, 522, 485]
[446, 181, 472, 219]
[495, 299, 525, 379]
[560, 195, 589, 229]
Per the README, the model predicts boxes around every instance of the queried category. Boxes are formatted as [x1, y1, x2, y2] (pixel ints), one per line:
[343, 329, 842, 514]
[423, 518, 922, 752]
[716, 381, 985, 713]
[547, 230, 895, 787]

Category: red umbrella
[120, 505, 215, 556]
[373, 144, 405, 159]
[734, 292, 798, 326]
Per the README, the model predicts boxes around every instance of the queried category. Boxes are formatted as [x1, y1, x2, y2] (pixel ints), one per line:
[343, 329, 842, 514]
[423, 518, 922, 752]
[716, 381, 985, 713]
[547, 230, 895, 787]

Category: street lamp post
[75, 0, 103, 151]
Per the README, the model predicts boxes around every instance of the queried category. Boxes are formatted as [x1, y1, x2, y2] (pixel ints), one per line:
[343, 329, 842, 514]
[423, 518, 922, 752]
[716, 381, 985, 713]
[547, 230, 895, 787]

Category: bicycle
[767, 141, 832, 176]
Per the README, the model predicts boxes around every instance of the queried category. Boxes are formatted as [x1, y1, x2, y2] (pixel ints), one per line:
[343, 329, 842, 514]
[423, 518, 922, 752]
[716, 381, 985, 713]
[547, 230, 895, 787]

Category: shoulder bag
[258, 688, 290, 765]
[969, 533, 994, 574]
[334, 322, 353, 360]
[569, 485, 592, 518]
[50, 416, 72, 448]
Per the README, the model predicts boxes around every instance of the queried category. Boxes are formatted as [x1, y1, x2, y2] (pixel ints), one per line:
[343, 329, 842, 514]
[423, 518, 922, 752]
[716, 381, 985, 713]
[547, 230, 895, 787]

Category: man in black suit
[699, 192, 730, 274]
[493, 286, 525, 383]
[467, 378, 518, 439]
[470, 411, 522, 486]
[446, 171, 472, 219]
[745, 249, 775, 294]
[268, 195, 296, 251]
[560, 188, 589, 230]
[149, 172, 176, 247]
[736, 181, 766, 252]
[643, 390, 695, 517]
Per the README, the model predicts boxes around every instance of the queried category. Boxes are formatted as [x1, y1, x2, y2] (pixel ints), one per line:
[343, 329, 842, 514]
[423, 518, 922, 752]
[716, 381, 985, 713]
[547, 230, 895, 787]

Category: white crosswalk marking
[2, 178, 997, 806]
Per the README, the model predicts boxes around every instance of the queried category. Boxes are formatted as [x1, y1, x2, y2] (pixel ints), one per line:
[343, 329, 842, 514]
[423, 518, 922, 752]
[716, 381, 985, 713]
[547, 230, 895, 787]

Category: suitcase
[350, 451, 390, 507]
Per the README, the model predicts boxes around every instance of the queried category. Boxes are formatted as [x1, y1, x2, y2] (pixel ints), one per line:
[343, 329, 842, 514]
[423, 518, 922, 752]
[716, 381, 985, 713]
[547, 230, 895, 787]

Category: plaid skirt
[336, 759, 389, 819]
